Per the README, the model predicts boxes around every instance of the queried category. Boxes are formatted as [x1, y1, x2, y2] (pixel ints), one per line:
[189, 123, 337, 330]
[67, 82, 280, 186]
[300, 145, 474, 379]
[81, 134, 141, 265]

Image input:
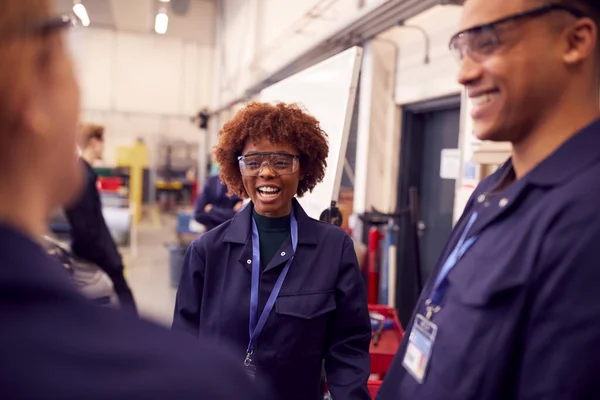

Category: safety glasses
[238, 152, 300, 177]
[449, 3, 586, 62]
[1, 13, 82, 40]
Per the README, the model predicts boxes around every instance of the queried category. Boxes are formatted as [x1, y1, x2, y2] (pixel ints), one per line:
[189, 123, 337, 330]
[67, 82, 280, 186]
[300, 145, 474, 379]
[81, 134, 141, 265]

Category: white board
[260, 47, 363, 220]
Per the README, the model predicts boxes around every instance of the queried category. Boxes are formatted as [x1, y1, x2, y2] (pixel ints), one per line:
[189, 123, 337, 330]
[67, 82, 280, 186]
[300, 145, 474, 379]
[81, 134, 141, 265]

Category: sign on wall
[439, 148, 461, 180]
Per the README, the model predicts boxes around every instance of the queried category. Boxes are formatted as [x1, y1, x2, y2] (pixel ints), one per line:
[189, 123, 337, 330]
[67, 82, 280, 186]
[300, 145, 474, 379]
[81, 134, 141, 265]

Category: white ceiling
[54, 0, 216, 45]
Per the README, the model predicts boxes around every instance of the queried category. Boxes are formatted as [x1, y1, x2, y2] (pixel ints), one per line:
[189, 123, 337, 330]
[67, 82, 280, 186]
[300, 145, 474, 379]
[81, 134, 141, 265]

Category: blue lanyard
[245, 210, 298, 366]
[426, 212, 478, 319]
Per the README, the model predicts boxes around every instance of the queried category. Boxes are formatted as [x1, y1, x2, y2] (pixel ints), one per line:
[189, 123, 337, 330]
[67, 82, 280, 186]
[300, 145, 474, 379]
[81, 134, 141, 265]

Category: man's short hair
[553, 0, 600, 26]
[79, 123, 104, 148]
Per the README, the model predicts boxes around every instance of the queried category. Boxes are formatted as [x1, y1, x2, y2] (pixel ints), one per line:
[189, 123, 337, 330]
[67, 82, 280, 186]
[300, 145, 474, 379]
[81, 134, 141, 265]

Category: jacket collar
[524, 117, 600, 187]
[223, 198, 318, 246]
[0, 223, 80, 296]
[465, 117, 600, 237]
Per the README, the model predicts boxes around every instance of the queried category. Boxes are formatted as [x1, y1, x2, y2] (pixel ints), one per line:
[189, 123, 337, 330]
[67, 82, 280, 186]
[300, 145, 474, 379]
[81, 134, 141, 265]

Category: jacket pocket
[272, 291, 336, 360]
[275, 290, 336, 319]
[425, 241, 530, 398]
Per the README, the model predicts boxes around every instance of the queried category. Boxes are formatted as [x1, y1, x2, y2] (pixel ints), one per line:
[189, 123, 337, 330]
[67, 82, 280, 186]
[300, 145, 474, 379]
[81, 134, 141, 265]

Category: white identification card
[402, 314, 438, 383]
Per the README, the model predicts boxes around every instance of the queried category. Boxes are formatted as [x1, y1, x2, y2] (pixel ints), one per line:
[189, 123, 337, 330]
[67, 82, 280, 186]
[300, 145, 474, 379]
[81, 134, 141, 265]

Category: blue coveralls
[173, 199, 372, 400]
[0, 224, 266, 399]
[377, 118, 600, 399]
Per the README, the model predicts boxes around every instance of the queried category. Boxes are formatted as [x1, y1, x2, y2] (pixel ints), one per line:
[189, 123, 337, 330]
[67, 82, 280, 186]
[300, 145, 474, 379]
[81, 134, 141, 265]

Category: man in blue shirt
[378, 0, 600, 399]
[194, 168, 243, 231]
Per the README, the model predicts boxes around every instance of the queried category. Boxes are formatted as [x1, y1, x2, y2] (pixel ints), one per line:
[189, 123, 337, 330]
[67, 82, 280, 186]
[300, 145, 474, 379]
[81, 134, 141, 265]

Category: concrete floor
[121, 215, 182, 327]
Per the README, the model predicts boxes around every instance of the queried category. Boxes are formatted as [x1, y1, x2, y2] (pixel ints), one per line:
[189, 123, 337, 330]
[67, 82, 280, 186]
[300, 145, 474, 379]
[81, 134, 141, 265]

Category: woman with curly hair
[173, 102, 372, 400]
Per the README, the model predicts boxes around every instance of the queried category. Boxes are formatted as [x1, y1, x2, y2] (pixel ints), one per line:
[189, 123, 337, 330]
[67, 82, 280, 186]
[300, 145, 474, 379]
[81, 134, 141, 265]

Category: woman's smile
[256, 184, 282, 202]
[241, 138, 300, 217]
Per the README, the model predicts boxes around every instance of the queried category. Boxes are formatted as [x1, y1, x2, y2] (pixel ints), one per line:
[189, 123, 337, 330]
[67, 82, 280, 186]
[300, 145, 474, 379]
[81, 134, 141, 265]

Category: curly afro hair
[214, 101, 329, 199]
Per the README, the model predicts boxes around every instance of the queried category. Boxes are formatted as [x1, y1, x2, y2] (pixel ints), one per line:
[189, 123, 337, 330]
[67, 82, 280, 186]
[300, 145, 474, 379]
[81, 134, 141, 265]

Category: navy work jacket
[64, 159, 123, 277]
[377, 118, 600, 399]
[194, 175, 241, 231]
[0, 224, 265, 400]
[173, 199, 372, 400]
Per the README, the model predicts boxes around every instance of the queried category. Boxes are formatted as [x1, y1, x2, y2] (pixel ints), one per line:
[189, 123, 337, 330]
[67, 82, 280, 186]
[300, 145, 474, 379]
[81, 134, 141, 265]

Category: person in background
[173, 102, 372, 400]
[64, 123, 137, 313]
[377, 0, 600, 399]
[193, 164, 243, 231]
[0, 2, 265, 398]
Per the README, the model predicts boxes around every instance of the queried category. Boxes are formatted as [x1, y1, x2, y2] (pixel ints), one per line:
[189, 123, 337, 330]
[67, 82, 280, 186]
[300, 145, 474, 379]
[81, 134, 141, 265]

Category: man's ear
[563, 18, 597, 65]
[23, 107, 51, 139]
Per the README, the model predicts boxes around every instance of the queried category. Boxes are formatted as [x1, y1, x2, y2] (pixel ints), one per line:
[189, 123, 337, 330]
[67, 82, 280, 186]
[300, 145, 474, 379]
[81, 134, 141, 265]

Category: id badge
[402, 314, 438, 383]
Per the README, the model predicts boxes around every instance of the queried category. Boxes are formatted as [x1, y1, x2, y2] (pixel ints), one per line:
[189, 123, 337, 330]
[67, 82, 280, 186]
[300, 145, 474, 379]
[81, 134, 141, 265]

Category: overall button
[280, 252, 286, 257]
[499, 198, 509, 208]
[477, 194, 486, 203]
[247, 259, 252, 264]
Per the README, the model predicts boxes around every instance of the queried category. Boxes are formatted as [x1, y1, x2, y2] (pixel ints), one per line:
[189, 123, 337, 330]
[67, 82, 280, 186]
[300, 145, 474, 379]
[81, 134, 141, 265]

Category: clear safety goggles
[0, 12, 82, 40]
[448, 3, 585, 63]
[238, 152, 300, 177]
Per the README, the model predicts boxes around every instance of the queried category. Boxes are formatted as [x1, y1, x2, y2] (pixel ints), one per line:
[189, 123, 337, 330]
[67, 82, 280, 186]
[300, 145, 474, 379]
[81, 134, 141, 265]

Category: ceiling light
[72, 1, 90, 27]
[155, 11, 168, 34]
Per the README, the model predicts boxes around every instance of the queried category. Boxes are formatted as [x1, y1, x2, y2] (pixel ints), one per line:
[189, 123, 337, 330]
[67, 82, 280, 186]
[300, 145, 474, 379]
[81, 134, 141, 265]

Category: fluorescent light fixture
[155, 11, 168, 34]
[72, 2, 90, 27]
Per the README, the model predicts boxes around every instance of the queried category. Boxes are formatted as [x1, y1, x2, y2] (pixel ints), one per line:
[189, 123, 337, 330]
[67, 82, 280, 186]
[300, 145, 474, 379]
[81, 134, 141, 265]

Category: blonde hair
[79, 123, 105, 148]
[0, 0, 52, 137]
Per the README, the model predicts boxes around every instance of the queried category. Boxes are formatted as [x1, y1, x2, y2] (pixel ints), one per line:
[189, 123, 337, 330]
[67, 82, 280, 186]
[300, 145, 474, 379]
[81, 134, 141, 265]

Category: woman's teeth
[258, 187, 280, 198]
[472, 92, 499, 106]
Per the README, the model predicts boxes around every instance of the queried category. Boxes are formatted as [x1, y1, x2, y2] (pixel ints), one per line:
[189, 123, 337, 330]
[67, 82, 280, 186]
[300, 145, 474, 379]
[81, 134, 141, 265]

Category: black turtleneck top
[252, 209, 291, 270]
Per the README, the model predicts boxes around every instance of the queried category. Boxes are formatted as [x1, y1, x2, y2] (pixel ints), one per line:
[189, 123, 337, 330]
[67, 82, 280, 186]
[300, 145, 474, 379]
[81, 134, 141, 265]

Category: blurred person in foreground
[193, 163, 243, 231]
[0, 1, 265, 399]
[64, 123, 137, 313]
[173, 102, 371, 400]
[377, 0, 600, 399]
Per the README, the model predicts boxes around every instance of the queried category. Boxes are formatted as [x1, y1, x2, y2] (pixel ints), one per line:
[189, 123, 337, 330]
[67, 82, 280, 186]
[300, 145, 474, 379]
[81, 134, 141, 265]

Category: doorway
[395, 94, 461, 327]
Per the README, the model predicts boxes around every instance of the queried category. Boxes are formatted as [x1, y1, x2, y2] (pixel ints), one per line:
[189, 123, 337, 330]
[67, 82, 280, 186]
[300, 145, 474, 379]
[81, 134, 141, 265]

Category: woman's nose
[258, 162, 276, 178]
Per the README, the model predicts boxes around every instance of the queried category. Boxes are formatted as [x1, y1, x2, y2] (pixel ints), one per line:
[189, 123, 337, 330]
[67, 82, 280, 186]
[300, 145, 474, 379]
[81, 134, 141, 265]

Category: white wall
[453, 92, 482, 223]
[385, 5, 463, 105]
[374, 5, 474, 222]
[218, 0, 381, 106]
[354, 40, 399, 216]
[68, 28, 214, 165]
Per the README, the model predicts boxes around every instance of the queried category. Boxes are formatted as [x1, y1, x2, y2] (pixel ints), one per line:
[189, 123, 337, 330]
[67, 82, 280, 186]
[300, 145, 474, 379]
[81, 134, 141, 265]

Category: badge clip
[244, 350, 253, 367]
[424, 299, 440, 320]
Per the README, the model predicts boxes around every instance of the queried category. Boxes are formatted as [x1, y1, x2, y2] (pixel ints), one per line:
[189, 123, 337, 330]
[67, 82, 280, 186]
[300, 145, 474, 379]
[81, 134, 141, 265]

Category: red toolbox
[97, 176, 122, 193]
[368, 380, 383, 398]
[368, 305, 404, 397]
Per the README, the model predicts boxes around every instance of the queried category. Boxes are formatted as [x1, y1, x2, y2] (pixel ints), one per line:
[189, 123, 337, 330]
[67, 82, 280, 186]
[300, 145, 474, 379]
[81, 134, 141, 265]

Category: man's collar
[524, 117, 600, 187]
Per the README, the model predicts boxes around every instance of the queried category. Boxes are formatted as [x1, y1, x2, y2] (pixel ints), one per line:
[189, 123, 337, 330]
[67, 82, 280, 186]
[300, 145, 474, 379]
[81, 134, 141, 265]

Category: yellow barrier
[116, 141, 148, 225]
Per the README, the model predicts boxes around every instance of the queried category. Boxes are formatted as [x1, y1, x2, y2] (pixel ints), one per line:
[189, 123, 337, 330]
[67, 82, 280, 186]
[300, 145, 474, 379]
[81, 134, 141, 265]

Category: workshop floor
[121, 214, 180, 327]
